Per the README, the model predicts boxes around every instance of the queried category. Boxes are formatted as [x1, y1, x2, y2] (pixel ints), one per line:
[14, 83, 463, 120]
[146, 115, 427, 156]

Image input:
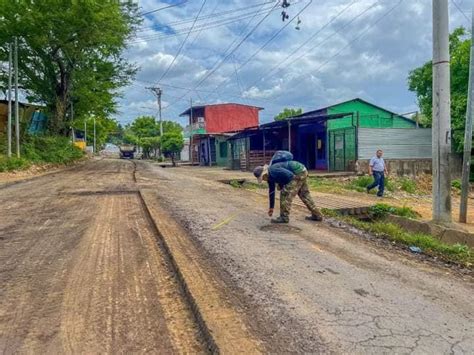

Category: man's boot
[271, 216, 289, 224]
[305, 214, 323, 222]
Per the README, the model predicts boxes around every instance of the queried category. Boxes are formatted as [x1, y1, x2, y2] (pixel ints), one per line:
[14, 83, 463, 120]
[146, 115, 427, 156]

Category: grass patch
[0, 156, 31, 172]
[343, 217, 473, 267]
[400, 177, 417, 193]
[369, 203, 420, 219]
[451, 179, 462, 190]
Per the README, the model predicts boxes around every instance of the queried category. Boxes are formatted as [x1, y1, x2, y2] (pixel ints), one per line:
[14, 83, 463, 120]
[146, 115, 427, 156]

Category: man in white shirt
[367, 149, 388, 197]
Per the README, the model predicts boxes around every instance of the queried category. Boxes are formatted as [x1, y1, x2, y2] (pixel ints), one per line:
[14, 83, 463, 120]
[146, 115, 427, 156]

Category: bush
[369, 203, 420, 219]
[22, 136, 84, 164]
[400, 177, 417, 193]
[0, 156, 31, 172]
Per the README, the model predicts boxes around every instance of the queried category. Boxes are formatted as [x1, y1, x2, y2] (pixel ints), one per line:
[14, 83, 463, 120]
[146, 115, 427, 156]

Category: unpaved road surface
[0, 159, 205, 353]
[138, 162, 474, 354]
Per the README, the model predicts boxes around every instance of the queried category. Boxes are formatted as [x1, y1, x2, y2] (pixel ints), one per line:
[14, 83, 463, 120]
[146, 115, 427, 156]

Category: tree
[72, 116, 119, 150]
[408, 27, 470, 152]
[0, 1, 140, 134]
[128, 116, 159, 138]
[161, 132, 184, 166]
[274, 108, 303, 121]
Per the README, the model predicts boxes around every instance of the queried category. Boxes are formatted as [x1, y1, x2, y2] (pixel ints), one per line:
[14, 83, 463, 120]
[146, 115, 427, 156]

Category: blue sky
[116, 0, 473, 127]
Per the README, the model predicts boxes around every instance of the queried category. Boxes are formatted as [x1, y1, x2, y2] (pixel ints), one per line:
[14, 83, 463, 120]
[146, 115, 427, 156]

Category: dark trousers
[367, 171, 385, 196]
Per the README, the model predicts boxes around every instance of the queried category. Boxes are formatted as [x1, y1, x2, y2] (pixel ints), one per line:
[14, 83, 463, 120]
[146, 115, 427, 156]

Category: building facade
[180, 103, 262, 166]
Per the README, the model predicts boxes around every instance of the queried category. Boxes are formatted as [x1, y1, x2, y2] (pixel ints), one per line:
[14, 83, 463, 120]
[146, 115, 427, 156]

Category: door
[333, 133, 345, 171]
[315, 132, 327, 170]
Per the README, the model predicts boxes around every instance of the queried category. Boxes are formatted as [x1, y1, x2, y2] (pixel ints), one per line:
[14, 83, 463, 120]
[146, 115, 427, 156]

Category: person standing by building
[367, 149, 388, 197]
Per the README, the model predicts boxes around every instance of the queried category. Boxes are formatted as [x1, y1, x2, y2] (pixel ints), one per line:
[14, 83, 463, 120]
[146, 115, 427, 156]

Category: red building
[180, 103, 263, 165]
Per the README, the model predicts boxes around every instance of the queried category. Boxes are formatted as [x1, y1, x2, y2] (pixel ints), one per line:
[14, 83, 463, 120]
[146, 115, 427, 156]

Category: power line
[161, 0, 279, 110]
[272, 0, 405, 103]
[137, 0, 275, 32]
[139, 1, 188, 17]
[231, 0, 360, 98]
[451, 0, 471, 24]
[204, 0, 315, 101]
[213, 0, 378, 103]
[156, 0, 208, 84]
[131, 5, 282, 43]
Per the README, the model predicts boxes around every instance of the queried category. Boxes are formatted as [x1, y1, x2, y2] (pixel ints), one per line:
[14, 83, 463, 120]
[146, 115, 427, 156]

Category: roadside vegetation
[0, 136, 84, 172]
[339, 216, 473, 267]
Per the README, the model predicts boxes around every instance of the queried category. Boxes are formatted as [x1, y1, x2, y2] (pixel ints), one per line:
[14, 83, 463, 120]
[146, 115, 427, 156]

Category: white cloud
[115, 0, 472, 126]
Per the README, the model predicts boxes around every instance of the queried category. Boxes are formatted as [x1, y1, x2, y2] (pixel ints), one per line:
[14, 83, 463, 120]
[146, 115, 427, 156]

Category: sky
[116, 0, 473, 127]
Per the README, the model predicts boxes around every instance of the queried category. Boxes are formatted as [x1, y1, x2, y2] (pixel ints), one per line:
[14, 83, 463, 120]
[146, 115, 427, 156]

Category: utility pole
[14, 37, 20, 158]
[7, 42, 12, 158]
[93, 116, 96, 154]
[460, 4, 474, 223]
[84, 119, 87, 147]
[432, 0, 452, 223]
[147, 86, 163, 159]
[190, 98, 194, 165]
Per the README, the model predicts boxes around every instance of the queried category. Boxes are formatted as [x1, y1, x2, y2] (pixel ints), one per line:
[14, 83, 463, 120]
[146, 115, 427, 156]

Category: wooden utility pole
[459, 4, 474, 223]
[432, 0, 452, 223]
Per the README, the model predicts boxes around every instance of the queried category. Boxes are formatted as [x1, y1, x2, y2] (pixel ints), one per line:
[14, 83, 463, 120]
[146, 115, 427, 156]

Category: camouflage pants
[280, 170, 322, 221]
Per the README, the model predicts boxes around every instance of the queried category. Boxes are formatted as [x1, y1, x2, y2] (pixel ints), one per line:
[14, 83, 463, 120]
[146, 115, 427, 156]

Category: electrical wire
[137, 0, 276, 32]
[156, 0, 208, 84]
[271, 0, 405, 103]
[451, 0, 471, 24]
[139, 1, 188, 17]
[161, 0, 280, 110]
[234, 0, 360, 97]
[130, 5, 282, 43]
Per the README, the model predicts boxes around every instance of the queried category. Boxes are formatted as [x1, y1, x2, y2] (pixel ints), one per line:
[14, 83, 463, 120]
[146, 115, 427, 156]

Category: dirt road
[0, 160, 204, 353]
[1, 159, 473, 354]
[138, 162, 474, 354]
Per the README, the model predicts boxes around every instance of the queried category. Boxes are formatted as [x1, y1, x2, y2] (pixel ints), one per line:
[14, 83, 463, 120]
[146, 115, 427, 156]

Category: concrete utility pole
[93, 116, 96, 154]
[432, 0, 452, 223]
[147, 86, 164, 159]
[459, 4, 474, 223]
[190, 98, 194, 165]
[14, 37, 20, 158]
[7, 42, 12, 158]
[84, 119, 87, 146]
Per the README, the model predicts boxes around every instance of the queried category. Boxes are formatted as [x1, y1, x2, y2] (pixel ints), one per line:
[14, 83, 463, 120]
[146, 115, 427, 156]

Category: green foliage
[348, 175, 373, 192]
[161, 131, 184, 165]
[73, 116, 119, 150]
[0, 1, 140, 133]
[346, 218, 473, 266]
[400, 177, 417, 193]
[369, 203, 420, 219]
[0, 156, 30, 172]
[408, 27, 470, 152]
[451, 179, 462, 190]
[22, 136, 84, 164]
[274, 107, 303, 121]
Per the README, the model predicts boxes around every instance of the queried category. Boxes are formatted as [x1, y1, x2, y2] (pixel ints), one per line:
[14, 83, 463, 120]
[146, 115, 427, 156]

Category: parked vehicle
[119, 144, 136, 159]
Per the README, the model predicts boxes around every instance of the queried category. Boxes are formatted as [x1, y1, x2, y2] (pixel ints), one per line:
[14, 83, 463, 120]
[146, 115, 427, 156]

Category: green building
[228, 98, 431, 174]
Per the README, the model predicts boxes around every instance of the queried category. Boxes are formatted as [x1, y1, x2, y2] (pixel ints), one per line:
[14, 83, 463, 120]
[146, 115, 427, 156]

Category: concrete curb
[138, 189, 263, 354]
[386, 215, 474, 248]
